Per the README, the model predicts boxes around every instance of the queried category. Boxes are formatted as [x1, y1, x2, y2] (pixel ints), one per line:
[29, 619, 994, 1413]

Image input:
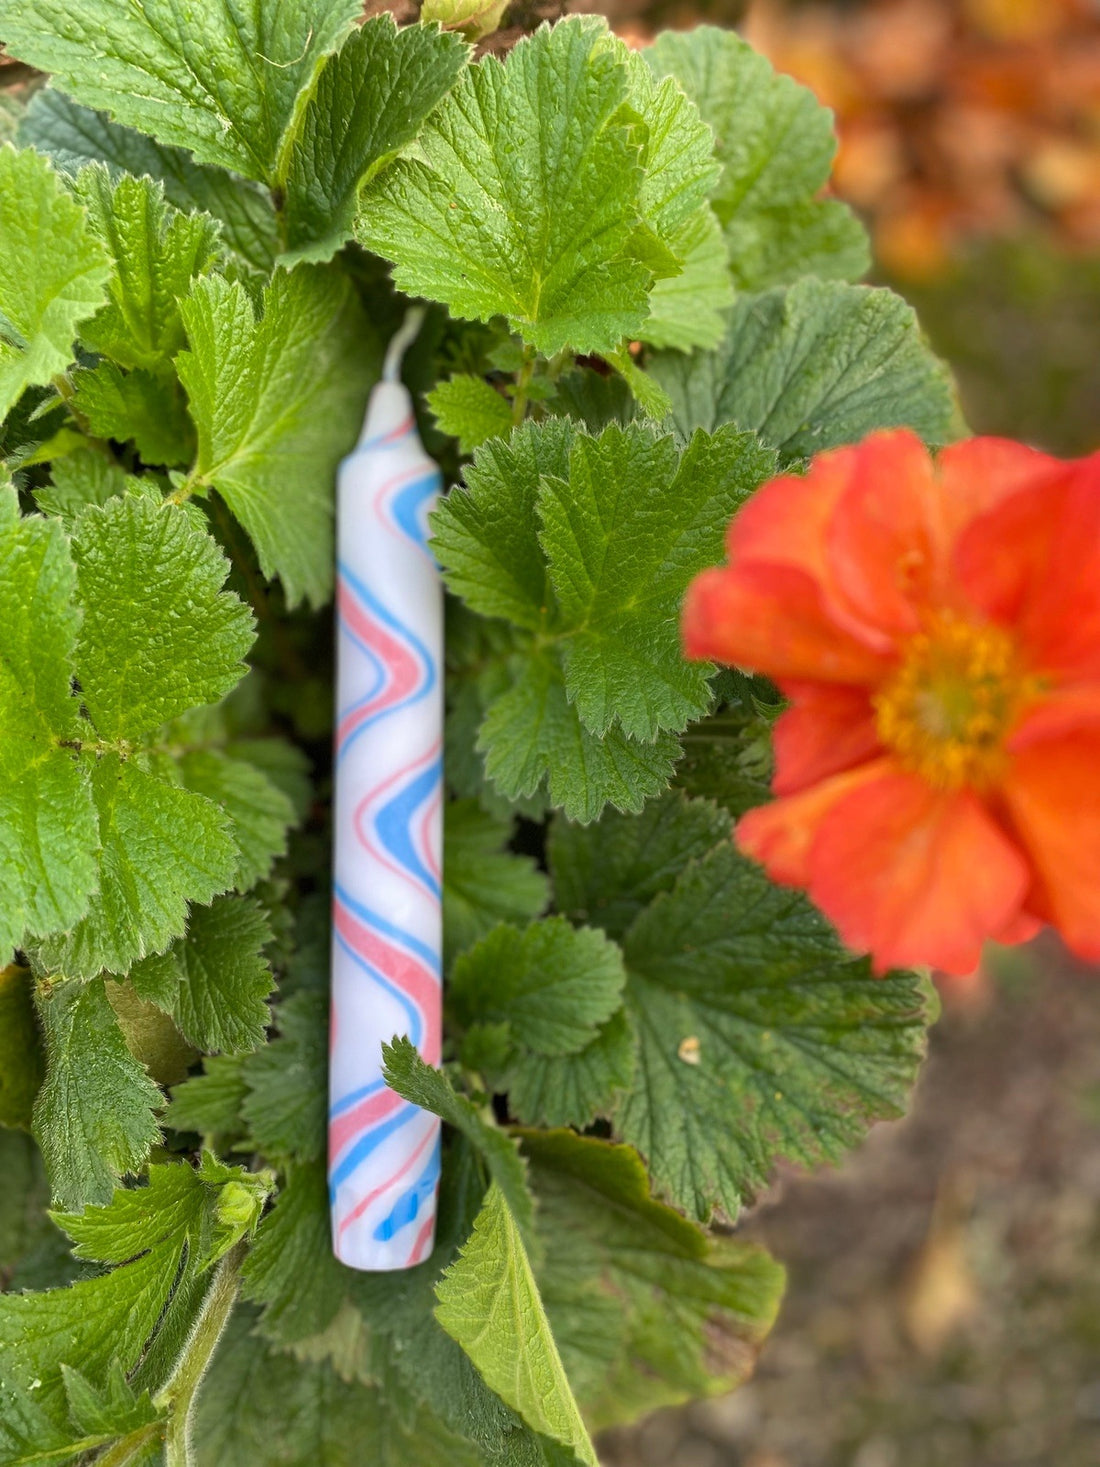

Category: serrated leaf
[645, 27, 869, 290]
[163, 1053, 248, 1147]
[520, 1129, 784, 1430]
[36, 753, 239, 980]
[31, 977, 161, 1208]
[192, 1308, 484, 1467]
[132, 896, 274, 1056]
[73, 493, 253, 741]
[674, 708, 774, 817]
[61, 1360, 160, 1439]
[75, 165, 220, 372]
[18, 89, 279, 273]
[503, 1009, 636, 1131]
[625, 50, 720, 241]
[382, 1037, 533, 1238]
[0, 1160, 269, 1437]
[443, 801, 549, 971]
[480, 649, 681, 824]
[652, 279, 956, 461]
[282, 15, 467, 265]
[357, 18, 652, 356]
[0, 144, 111, 419]
[435, 1182, 598, 1466]
[0, 488, 97, 957]
[241, 989, 327, 1162]
[536, 422, 775, 739]
[32, 446, 131, 524]
[0, 0, 361, 184]
[549, 789, 729, 940]
[616, 834, 930, 1220]
[242, 1159, 349, 1348]
[428, 374, 515, 455]
[641, 206, 732, 352]
[451, 917, 625, 1056]
[178, 748, 297, 891]
[177, 266, 378, 608]
[70, 361, 194, 466]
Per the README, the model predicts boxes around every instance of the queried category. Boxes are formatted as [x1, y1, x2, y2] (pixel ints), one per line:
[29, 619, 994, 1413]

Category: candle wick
[383, 308, 427, 384]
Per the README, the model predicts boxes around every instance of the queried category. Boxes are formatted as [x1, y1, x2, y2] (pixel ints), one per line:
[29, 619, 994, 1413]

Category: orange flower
[683, 430, 1100, 975]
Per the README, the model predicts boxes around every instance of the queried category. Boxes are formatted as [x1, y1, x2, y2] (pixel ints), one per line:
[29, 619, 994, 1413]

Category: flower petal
[772, 682, 881, 795]
[954, 476, 1062, 626]
[826, 429, 939, 636]
[1015, 452, 1100, 680]
[808, 771, 1029, 975]
[682, 563, 894, 683]
[937, 436, 1066, 550]
[1002, 727, 1100, 960]
[736, 759, 894, 887]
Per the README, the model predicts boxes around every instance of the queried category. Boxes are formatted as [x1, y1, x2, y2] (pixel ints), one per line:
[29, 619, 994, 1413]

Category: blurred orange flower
[684, 430, 1100, 974]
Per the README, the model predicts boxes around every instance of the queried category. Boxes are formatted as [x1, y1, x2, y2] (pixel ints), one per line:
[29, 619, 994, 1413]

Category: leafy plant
[0, 6, 952, 1463]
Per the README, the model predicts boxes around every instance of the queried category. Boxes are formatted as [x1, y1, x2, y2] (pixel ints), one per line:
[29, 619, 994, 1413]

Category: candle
[328, 314, 444, 1271]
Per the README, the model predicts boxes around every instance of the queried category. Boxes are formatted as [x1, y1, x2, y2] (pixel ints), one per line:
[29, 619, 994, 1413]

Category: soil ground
[599, 944, 1100, 1466]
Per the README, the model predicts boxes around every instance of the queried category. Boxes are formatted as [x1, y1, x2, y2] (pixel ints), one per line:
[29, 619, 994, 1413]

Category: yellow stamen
[873, 614, 1039, 790]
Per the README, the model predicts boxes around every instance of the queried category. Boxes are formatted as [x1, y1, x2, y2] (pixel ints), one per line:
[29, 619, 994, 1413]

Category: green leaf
[0, 964, 44, 1129]
[435, 1182, 598, 1467]
[0, 0, 361, 184]
[479, 649, 681, 824]
[131, 896, 273, 1056]
[382, 1037, 534, 1239]
[549, 788, 729, 940]
[0, 1160, 269, 1433]
[31, 976, 161, 1208]
[537, 422, 775, 739]
[163, 1053, 248, 1147]
[18, 88, 280, 273]
[641, 206, 732, 352]
[0, 488, 97, 957]
[520, 1129, 784, 1430]
[177, 747, 297, 891]
[451, 917, 625, 1056]
[625, 50, 720, 243]
[241, 989, 328, 1162]
[73, 493, 253, 741]
[61, 1360, 160, 1441]
[428, 374, 515, 455]
[674, 707, 775, 817]
[70, 361, 194, 466]
[35, 753, 239, 980]
[652, 279, 956, 461]
[75, 165, 220, 373]
[0, 144, 110, 421]
[443, 800, 549, 971]
[616, 833, 931, 1220]
[502, 1009, 636, 1131]
[177, 266, 379, 608]
[282, 14, 467, 265]
[357, 18, 652, 356]
[432, 418, 574, 631]
[192, 1309, 484, 1467]
[645, 26, 869, 290]
[242, 1160, 346, 1346]
[422, 0, 509, 42]
[32, 446, 131, 525]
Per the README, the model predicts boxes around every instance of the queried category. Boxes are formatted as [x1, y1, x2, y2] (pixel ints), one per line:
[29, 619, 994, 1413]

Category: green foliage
[0, 145, 111, 420]
[435, 1183, 599, 1466]
[177, 267, 378, 607]
[652, 278, 957, 461]
[0, 6, 945, 1460]
[646, 26, 870, 290]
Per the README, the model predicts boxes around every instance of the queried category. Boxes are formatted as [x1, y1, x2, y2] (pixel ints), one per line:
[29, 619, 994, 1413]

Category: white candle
[328, 315, 444, 1271]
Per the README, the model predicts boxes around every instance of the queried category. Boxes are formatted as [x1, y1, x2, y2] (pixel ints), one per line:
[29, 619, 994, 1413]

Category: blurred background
[587, 1, 1100, 1463]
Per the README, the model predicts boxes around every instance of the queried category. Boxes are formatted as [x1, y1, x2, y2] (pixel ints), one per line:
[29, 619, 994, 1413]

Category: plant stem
[511, 345, 537, 425]
[155, 1240, 247, 1467]
[93, 1423, 165, 1466]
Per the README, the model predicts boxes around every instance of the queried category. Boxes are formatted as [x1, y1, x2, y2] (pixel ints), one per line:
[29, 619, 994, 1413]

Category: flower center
[874, 615, 1035, 790]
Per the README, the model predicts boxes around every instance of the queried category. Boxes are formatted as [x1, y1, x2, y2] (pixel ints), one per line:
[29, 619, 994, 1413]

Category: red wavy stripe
[335, 1121, 437, 1238]
[335, 579, 421, 749]
[331, 902, 441, 1067]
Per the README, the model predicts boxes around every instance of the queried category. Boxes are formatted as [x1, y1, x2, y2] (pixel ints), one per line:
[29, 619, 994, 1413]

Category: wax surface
[329, 379, 443, 1271]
